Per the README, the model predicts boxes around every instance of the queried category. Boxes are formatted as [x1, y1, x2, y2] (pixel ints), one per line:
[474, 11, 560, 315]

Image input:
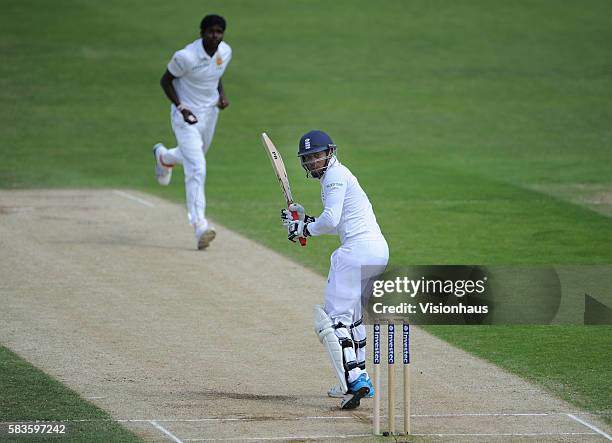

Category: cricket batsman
[281, 130, 389, 409]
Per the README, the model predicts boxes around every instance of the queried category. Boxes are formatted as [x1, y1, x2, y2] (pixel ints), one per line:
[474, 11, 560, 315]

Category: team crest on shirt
[216, 55, 223, 65]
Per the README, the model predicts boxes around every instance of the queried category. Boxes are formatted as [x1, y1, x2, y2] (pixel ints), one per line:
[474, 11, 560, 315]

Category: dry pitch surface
[0, 190, 610, 442]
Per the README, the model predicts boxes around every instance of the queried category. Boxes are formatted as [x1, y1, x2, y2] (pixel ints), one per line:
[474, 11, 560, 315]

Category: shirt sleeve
[307, 173, 347, 237]
[167, 50, 191, 77]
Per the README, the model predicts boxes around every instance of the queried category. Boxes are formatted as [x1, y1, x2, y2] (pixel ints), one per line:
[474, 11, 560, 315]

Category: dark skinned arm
[160, 70, 198, 124]
[217, 78, 229, 110]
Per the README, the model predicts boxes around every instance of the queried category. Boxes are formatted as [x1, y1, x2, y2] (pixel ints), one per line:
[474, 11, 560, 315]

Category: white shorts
[324, 238, 389, 326]
[171, 106, 219, 158]
[169, 106, 219, 226]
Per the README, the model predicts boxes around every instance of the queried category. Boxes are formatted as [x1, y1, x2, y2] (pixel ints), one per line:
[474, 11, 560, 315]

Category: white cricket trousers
[325, 238, 389, 383]
[163, 106, 219, 227]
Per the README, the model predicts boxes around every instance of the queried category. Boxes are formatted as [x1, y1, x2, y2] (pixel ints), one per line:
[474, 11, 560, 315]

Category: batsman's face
[301, 150, 331, 178]
[302, 151, 327, 170]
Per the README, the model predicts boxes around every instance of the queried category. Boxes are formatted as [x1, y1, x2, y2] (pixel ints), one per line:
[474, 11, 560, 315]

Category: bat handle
[291, 210, 307, 247]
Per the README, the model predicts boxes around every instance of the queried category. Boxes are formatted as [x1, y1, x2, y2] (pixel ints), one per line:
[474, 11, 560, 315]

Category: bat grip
[291, 210, 307, 247]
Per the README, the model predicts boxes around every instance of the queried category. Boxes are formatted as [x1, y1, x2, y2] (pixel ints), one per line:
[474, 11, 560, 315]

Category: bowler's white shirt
[308, 159, 384, 244]
[167, 39, 232, 110]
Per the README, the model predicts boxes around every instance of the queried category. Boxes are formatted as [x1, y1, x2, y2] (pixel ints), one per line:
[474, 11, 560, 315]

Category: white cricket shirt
[308, 159, 385, 244]
[167, 39, 232, 110]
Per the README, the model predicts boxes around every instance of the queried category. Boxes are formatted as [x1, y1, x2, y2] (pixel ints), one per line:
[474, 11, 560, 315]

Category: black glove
[281, 208, 315, 225]
[287, 219, 312, 242]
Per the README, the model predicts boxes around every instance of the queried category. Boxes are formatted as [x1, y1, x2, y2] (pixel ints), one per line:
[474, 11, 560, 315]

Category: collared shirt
[308, 159, 385, 244]
[167, 39, 232, 110]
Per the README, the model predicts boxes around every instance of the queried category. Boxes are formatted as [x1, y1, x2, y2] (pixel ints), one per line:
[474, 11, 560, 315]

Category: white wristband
[177, 103, 188, 111]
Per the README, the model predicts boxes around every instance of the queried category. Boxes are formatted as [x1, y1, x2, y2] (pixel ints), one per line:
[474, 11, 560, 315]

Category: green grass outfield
[0, 347, 141, 442]
[1, 0, 611, 429]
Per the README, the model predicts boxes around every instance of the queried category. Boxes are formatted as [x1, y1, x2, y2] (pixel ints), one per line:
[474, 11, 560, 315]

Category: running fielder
[281, 130, 389, 409]
[153, 14, 231, 249]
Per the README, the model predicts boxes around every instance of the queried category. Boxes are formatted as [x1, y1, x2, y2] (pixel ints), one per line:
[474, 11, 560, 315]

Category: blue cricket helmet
[298, 130, 336, 157]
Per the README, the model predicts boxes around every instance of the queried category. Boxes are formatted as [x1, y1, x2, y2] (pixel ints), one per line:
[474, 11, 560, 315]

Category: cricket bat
[260, 132, 307, 247]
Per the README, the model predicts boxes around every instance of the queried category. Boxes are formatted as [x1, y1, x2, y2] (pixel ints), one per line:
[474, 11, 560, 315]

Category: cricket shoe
[195, 222, 216, 250]
[153, 143, 173, 186]
[340, 374, 370, 410]
[329, 377, 374, 398]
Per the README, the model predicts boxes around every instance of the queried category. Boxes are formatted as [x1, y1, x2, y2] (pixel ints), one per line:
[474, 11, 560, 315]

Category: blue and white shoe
[340, 374, 370, 410]
[364, 376, 375, 398]
[328, 377, 375, 398]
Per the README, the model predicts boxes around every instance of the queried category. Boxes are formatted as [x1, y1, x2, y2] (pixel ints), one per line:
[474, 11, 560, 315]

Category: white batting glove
[281, 204, 315, 227]
[288, 203, 306, 221]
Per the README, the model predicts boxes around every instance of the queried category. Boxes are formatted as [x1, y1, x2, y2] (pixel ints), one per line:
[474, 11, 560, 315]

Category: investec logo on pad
[304, 138, 311, 149]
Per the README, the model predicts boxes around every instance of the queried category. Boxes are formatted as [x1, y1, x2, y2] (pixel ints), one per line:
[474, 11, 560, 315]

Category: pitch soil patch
[529, 183, 612, 218]
[0, 190, 609, 442]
